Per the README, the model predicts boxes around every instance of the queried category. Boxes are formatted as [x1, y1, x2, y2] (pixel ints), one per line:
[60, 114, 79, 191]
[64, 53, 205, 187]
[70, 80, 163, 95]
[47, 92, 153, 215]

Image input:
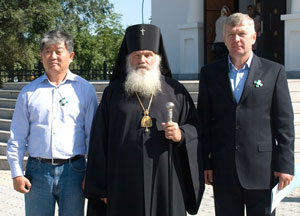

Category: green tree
[0, 0, 61, 69]
[0, 0, 124, 73]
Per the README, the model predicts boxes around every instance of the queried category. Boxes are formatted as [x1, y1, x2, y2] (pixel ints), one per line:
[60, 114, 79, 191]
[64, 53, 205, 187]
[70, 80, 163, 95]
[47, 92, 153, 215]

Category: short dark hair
[247, 5, 254, 10]
[40, 30, 74, 53]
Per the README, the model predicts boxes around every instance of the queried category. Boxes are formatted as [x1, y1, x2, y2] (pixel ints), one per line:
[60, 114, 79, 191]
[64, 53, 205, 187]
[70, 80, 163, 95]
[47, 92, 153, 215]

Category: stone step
[0, 92, 297, 109]
[296, 123, 300, 139]
[293, 103, 300, 114]
[0, 142, 7, 156]
[179, 80, 199, 92]
[0, 156, 9, 170]
[0, 99, 16, 109]
[295, 138, 300, 153]
[290, 91, 300, 102]
[0, 119, 11, 131]
[90, 81, 109, 92]
[91, 80, 300, 93]
[0, 130, 10, 143]
[3, 82, 27, 90]
[295, 114, 300, 123]
[287, 80, 300, 91]
[3, 81, 203, 93]
[0, 155, 27, 170]
[0, 108, 14, 119]
[0, 142, 29, 157]
[0, 90, 19, 99]
[2, 79, 299, 91]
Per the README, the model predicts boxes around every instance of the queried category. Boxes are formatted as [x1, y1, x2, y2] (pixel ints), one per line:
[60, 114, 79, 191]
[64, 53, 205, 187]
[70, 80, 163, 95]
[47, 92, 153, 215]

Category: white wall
[152, 0, 187, 75]
[287, 0, 291, 14]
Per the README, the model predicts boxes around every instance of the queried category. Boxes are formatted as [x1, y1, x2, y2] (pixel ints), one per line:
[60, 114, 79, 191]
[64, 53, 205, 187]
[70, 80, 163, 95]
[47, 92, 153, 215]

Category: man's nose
[233, 35, 240, 42]
[138, 55, 147, 63]
[50, 51, 57, 59]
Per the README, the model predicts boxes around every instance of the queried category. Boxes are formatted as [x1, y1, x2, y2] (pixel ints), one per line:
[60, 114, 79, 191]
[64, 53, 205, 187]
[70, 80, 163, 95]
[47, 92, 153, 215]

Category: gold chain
[135, 92, 154, 114]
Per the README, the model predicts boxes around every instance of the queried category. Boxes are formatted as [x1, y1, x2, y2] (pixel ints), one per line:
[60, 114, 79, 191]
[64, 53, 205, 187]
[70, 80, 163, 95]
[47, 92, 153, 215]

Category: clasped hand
[161, 122, 181, 142]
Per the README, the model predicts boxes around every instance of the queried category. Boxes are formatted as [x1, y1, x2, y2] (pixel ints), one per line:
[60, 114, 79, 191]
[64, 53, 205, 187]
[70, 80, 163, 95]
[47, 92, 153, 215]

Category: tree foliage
[0, 0, 124, 70]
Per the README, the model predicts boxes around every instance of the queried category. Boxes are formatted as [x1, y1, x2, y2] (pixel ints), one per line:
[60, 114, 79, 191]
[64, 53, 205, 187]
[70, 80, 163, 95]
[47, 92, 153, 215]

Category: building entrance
[204, 0, 286, 65]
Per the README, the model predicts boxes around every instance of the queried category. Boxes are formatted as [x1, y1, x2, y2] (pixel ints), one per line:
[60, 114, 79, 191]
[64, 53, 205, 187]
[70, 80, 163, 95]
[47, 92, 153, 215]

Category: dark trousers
[213, 184, 275, 216]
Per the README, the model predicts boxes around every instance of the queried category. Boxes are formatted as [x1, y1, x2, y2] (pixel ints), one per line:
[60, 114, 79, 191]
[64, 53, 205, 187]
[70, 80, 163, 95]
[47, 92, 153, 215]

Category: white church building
[151, 0, 300, 79]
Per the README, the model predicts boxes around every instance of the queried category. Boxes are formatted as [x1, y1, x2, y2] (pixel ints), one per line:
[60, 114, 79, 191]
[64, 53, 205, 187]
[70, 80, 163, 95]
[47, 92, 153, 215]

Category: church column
[281, 0, 300, 72]
[187, 0, 204, 23]
[291, 0, 300, 14]
[177, 0, 204, 79]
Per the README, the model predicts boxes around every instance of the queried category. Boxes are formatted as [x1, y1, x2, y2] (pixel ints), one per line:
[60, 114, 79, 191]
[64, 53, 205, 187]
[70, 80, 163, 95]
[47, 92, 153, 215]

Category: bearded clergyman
[84, 24, 205, 216]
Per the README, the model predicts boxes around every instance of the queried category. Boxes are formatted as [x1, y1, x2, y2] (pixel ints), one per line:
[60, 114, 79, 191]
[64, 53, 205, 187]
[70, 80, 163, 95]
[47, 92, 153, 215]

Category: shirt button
[235, 125, 240, 130]
[235, 146, 240, 150]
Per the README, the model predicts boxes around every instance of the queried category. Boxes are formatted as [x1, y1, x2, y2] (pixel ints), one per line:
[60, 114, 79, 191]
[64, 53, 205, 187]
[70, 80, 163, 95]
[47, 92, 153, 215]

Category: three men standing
[197, 13, 294, 216]
[5, 13, 295, 216]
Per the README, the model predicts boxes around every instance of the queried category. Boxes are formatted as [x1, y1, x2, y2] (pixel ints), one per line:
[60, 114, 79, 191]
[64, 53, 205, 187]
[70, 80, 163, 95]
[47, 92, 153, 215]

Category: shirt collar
[228, 52, 253, 72]
[38, 70, 77, 84]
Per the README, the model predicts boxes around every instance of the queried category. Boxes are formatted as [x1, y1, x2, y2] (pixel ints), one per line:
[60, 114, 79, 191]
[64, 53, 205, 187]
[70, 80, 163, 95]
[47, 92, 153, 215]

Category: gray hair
[223, 13, 255, 36]
[40, 30, 74, 53]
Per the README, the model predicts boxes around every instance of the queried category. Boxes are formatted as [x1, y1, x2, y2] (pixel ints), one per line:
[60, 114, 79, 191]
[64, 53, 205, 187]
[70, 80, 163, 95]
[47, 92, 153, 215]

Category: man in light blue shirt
[228, 52, 252, 103]
[6, 30, 98, 216]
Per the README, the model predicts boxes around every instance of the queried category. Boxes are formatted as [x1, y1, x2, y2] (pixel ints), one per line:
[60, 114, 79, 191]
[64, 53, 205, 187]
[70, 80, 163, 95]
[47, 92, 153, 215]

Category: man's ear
[252, 32, 257, 45]
[69, 52, 75, 62]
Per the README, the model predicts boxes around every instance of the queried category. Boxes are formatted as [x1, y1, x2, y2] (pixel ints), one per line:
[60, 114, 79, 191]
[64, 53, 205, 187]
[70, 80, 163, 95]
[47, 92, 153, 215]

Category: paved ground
[1, 152, 299, 215]
[1, 172, 299, 215]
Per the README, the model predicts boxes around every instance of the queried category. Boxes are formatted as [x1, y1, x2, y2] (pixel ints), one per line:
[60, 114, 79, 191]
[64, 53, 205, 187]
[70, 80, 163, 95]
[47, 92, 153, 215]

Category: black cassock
[84, 76, 204, 216]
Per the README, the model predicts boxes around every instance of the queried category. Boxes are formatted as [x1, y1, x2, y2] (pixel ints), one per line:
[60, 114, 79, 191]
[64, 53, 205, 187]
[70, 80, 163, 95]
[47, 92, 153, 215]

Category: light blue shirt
[228, 52, 253, 103]
[7, 71, 98, 178]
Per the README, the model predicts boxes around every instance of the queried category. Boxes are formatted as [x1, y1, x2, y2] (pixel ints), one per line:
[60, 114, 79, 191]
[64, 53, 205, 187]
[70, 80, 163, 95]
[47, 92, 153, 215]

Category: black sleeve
[84, 90, 109, 199]
[197, 67, 213, 170]
[272, 65, 295, 175]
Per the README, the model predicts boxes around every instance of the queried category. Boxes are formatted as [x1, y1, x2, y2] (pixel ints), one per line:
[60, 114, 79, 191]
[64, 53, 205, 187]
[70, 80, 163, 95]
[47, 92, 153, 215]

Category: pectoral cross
[140, 28, 145, 36]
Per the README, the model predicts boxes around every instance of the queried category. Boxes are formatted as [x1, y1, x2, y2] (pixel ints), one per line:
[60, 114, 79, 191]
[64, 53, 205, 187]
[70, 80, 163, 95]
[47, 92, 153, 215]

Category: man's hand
[274, 172, 294, 190]
[13, 176, 31, 193]
[161, 122, 181, 142]
[204, 170, 213, 185]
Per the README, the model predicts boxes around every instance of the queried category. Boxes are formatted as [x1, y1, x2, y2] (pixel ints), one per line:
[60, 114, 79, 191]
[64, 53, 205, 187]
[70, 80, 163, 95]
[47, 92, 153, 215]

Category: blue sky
[110, 0, 151, 28]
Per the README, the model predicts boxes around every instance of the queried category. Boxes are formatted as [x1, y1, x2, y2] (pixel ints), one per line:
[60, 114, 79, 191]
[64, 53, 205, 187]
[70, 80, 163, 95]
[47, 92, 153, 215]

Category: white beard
[124, 56, 162, 98]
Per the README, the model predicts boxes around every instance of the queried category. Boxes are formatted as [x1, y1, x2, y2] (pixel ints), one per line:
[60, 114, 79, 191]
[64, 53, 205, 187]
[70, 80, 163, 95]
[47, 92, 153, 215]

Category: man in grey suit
[197, 13, 294, 216]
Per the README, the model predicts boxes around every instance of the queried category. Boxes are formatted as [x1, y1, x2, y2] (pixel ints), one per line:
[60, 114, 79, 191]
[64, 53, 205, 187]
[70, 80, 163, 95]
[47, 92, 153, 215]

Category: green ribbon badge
[59, 97, 68, 106]
[253, 80, 263, 88]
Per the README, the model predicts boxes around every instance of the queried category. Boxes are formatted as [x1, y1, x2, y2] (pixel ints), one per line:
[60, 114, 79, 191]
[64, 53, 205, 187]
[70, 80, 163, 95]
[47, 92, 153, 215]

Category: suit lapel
[216, 59, 236, 104]
[239, 54, 263, 104]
